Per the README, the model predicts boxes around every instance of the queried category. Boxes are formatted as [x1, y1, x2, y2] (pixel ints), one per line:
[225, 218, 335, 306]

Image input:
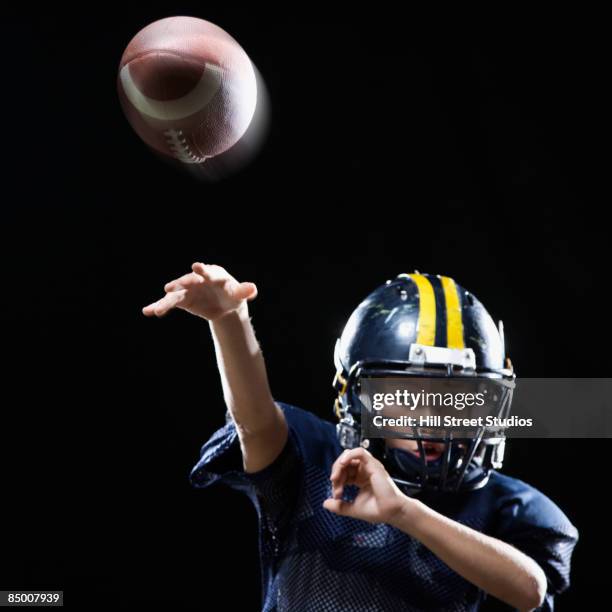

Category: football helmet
[332, 273, 515, 493]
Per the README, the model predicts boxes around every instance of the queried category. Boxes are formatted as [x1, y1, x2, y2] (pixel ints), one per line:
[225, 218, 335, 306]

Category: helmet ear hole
[465, 292, 475, 307]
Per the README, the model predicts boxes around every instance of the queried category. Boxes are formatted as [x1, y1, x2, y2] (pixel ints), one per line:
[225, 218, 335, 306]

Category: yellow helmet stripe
[408, 273, 436, 346]
[440, 275, 465, 349]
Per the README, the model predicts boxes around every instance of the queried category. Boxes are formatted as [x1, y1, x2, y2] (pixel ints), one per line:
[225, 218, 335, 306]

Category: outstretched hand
[323, 447, 412, 525]
[142, 262, 257, 321]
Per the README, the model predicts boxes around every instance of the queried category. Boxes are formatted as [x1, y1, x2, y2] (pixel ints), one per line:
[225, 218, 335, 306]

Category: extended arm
[143, 262, 287, 472]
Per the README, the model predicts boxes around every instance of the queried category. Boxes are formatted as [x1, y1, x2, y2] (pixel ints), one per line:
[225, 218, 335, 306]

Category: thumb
[322, 498, 357, 518]
[233, 281, 258, 301]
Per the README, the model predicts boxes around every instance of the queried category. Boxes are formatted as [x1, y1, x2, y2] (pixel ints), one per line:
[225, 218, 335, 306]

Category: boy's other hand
[324, 447, 414, 525]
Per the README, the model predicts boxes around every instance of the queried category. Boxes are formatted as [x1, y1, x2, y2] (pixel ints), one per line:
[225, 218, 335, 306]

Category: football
[118, 16, 257, 164]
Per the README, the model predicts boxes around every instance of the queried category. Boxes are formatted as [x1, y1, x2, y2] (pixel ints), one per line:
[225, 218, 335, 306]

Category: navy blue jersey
[190, 402, 578, 611]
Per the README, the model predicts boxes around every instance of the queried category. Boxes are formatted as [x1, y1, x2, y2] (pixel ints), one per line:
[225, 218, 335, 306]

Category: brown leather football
[118, 16, 257, 163]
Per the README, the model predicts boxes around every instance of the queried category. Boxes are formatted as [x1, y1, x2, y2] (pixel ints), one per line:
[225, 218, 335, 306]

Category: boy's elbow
[518, 568, 547, 611]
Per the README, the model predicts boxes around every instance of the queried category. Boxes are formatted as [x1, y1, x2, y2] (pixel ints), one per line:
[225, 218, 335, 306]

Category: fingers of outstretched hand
[192, 262, 227, 283]
[192, 263, 256, 299]
[144, 263, 257, 319]
[164, 272, 204, 293]
[230, 281, 258, 301]
[142, 289, 186, 317]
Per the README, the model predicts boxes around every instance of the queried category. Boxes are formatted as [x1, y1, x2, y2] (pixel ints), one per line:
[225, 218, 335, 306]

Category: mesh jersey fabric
[190, 402, 578, 612]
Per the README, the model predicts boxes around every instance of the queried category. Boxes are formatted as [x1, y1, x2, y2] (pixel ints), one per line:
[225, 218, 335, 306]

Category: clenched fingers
[322, 498, 359, 517]
[330, 448, 376, 498]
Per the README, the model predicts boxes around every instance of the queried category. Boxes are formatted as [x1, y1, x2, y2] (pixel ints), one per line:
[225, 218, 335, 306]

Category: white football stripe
[120, 61, 224, 120]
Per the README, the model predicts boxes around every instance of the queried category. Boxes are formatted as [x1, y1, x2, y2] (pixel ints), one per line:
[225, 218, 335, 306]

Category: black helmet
[332, 273, 515, 493]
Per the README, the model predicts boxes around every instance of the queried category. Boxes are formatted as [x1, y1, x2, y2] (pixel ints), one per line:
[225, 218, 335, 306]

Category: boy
[143, 263, 577, 611]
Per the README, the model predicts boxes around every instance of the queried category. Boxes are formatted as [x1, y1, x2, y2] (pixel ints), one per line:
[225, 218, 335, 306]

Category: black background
[3, 5, 607, 610]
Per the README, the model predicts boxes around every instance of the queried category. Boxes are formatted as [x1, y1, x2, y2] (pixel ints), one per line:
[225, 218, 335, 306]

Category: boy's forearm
[389, 498, 547, 611]
[208, 303, 280, 435]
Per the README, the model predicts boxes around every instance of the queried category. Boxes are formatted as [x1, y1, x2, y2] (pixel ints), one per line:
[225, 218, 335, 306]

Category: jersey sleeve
[492, 479, 579, 607]
[189, 403, 305, 541]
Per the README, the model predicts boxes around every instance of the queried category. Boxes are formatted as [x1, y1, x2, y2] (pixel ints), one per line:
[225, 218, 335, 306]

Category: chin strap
[383, 442, 495, 493]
